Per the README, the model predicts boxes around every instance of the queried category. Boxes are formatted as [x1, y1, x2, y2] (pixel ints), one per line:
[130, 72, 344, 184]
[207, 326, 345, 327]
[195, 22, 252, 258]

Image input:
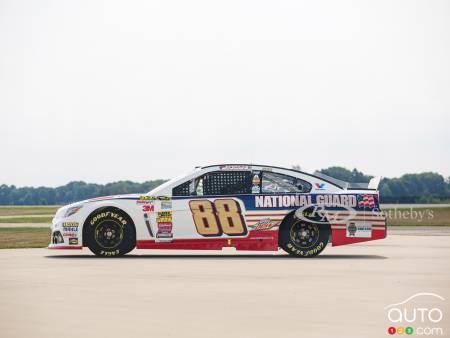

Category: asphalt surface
[0, 231, 449, 338]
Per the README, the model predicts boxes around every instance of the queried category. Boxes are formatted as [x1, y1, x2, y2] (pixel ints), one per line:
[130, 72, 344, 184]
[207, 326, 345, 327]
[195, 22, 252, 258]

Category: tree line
[319, 167, 450, 203]
[0, 180, 166, 205]
[0, 167, 449, 205]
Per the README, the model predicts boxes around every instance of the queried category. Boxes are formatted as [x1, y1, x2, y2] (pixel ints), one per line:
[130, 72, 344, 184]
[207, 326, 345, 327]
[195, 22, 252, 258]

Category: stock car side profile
[49, 164, 387, 257]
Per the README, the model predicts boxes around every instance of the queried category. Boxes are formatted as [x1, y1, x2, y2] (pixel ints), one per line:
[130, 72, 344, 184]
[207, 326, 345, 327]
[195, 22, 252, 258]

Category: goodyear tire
[279, 213, 330, 257]
[85, 208, 136, 257]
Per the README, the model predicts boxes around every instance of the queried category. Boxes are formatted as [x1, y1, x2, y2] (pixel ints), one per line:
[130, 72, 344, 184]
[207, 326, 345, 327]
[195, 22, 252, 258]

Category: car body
[49, 164, 387, 257]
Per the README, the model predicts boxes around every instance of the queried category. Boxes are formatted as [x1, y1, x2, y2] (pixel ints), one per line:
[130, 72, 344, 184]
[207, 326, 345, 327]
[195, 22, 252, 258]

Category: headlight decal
[64, 205, 83, 218]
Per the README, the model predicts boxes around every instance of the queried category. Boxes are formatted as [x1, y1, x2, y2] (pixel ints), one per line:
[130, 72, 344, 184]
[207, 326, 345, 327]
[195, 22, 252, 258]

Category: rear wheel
[279, 214, 329, 257]
[85, 208, 136, 257]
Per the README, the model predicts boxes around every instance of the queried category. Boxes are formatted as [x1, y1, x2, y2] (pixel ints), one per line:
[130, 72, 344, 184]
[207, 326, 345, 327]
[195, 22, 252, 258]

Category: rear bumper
[331, 226, 386, 246]
[330, 212, 387, 246]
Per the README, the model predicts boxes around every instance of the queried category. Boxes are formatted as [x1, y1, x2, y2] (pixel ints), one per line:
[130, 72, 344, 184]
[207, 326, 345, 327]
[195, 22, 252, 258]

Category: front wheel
[279, 214, 330, 257]
[85, 208, 136, 257]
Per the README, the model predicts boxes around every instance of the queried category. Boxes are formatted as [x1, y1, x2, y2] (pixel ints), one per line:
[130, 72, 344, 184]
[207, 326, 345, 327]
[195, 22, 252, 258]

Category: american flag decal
[358, 194, 375, 208]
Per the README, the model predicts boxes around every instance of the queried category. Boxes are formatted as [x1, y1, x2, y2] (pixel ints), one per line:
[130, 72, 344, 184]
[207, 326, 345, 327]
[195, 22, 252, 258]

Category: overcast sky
[1, 0, 449, 187]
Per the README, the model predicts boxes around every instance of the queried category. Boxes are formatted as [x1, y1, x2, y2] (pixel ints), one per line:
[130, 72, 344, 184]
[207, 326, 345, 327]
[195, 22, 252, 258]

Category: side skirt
[136, 230, 279, 251]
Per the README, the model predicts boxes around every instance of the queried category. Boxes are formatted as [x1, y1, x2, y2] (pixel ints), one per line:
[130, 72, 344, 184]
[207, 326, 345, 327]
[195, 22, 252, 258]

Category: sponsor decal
[286, 241, 324, 257]
[62, 226, 78, 232]
[68, 238, 78, 245]
[100, 249, 120, 256]
[90, 212, 127, 226]
[156, 209, 173, 239]
[256, 195, 311, 208]
[385, 293, 445, 336]
[157, 222, 173, 230]
[52, 231, 64, 244]
[347, 222, 357, 236]
[139, 195, 171, 201]
[156, 232, 173, 239]
[219, 165, 251, 171]
[346, 222, 372, 238]
[249, 218, 278, 231]
[161, 201, 172, 210]
[156, 221, 173, 239]
[251, 174, 261, 194]
[63, 232, 77, 237]
[62, 222, 79, 227]
[252, 174, 261, 185]
[157, 196, 171, 201]
[255, 194, 357, 208]
[156, 211, 172, 223]
[315, 182, 326, 190]
[142, 204, 155, 212]
[136, 199, 154, 205]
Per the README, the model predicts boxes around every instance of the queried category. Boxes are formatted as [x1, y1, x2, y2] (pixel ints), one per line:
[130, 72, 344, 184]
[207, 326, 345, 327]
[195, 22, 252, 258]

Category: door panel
[172, 197, 249, 239]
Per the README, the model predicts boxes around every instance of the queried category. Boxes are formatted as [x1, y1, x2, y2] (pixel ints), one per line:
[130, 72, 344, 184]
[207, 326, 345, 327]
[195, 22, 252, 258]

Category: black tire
[279, 213, 330, 257]
[84, 208, 136, 257]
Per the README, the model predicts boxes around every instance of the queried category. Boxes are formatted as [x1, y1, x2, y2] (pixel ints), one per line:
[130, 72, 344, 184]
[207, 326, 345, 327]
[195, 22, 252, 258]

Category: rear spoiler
[313, 171, 381, 191]
[368, 176, 381, 190]
[346, 176, 381, 190]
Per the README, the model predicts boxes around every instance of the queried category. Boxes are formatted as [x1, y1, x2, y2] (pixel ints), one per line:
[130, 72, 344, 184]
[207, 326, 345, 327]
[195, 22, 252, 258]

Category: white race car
[49, 164, 386, 257]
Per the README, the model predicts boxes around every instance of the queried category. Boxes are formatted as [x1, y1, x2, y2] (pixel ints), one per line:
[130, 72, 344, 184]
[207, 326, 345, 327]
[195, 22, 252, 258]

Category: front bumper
[48, 218, 83, 250]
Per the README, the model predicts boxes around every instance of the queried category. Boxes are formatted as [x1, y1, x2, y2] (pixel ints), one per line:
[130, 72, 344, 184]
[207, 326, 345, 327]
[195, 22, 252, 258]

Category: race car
[48, 164, 387, 257]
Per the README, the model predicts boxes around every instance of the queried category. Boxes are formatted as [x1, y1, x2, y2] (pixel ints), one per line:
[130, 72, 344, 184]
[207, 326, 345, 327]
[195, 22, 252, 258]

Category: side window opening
[262, 172, 312, 193]
[173, 171, 253, 196]
[172, 180, 191, 196]
[202, 171, 252, 195]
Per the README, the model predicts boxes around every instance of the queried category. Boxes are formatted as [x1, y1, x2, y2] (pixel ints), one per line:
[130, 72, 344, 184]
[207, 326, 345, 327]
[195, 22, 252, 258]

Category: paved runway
[0, 232, 449, 338]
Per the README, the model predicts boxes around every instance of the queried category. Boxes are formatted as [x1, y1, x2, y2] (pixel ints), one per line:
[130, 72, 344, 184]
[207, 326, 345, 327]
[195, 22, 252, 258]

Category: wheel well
[82, 206, 136, 247]
[278, 209, 331, 246]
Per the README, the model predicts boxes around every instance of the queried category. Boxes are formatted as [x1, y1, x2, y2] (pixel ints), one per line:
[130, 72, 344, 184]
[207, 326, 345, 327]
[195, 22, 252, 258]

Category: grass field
[383, 207, 450, 226]
[0, 227, 51, 249]
[0, 206, 57, 223]
[0, 216, 54, 223]
[0, 206, 59, 216]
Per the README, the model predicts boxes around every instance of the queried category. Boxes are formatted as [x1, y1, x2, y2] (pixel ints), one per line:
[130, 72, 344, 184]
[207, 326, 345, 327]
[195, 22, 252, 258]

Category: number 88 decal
[189, 199, 247, 237]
